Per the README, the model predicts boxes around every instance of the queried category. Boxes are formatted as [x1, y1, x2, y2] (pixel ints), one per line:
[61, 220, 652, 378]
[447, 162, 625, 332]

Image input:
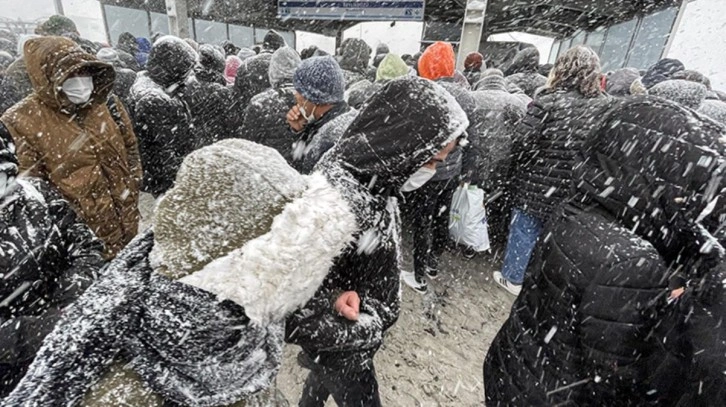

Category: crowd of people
[0, 13, 725, 407]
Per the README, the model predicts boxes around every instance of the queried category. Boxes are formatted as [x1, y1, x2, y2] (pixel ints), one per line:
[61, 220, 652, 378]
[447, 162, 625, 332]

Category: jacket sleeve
[115, 96, 143, 188]
[285, 286, 384, 354]
[40, 180, 105, 308]
[1, 235, 152, 407]
[0, 121, 44, 178]
[238, 103, 261, 142]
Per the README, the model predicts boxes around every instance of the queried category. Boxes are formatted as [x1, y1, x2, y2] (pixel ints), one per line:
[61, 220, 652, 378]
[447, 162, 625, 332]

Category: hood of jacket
[269, 46, 301, 88]
[23, 36, 114, 110]
[147, 36, 197, 88]
[606, 67, 640, 96]
[235, 53, 272, 97]
[505, 47, 540, 75]
[151, 139, 358, 324]
[376, 53, 409, 82]
[338, 38, 371, 74]
[195, 44, 226, 84]
[649, 79, 708, 110]
[418, 41, 456, 81]
[263, 30, 286, 53]
[324, 76, 469, 193]
[641, 58, 684, 89]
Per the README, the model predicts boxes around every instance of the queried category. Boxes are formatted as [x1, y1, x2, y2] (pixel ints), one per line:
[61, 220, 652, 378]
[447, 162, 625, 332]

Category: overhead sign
[278, 1, 425, 21]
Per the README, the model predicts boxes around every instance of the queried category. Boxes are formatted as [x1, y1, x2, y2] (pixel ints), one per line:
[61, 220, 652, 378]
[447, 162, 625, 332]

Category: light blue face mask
[401, 166, 437, 193]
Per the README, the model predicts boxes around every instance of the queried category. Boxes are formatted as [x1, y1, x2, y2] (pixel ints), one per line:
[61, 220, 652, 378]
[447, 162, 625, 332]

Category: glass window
[627, 7, 678, 69]
[195, 19, 228, 45]
[599, 19, 637, 71]
[559, 37, 573, 57]
[548, 40, 561, 64]
[585, 28, 606, 55]
[150, 12, 169, 36]
[229, 25, 255, 48]
[571, 30, 587, 46]
[280, 31, 296, 49]
[104, 5, 150, 46]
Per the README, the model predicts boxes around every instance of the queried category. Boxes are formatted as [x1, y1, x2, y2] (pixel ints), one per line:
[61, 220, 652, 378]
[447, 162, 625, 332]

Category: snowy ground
[277, 244, 515, 406]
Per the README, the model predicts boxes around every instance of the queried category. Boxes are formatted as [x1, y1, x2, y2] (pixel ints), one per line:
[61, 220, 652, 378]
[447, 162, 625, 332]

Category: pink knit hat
[225, 55, 242, 85]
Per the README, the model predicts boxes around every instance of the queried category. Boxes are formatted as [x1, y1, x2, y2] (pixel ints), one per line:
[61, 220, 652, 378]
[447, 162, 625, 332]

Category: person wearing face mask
[286, 76, 469, 407]
[0, 128, 104, 398]
[286, 55, 353, 174]
[0, 36, 142, 260]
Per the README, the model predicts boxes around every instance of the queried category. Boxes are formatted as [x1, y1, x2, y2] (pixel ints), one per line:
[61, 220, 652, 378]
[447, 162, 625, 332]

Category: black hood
[234, 54, 271, 99]
[263, 30, 286, 53]
[641, 58, 685, 89]
[147, 36, 197, 88]
[195, 44, 226, 85]
[575, 96, 726, 279]
[338, 38, 371, 74]
[505, 47, 540, 76]
[326, 76, 469, 193]
[117, 32, 138, 55]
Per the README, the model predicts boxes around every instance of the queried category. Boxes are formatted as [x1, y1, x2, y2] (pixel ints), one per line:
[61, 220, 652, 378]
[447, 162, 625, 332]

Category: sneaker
[425, 266, 439, 280]
[402, 270, 428, 294]
[493, 271, 522, 296]
[462, 247, 477, 260]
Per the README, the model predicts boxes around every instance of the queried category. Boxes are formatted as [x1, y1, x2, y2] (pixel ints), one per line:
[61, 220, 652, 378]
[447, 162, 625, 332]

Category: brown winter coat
[1, 36, 141, 259]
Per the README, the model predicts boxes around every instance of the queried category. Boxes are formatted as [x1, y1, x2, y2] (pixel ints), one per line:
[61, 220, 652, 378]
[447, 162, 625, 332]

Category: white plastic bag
[449, 184, 490, 252]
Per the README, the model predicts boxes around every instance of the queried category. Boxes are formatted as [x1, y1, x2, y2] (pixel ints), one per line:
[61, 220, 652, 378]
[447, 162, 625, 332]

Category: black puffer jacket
[0, 73, 19, 116]
[0, 168, 104, 398]
[183, 79, 234, 150]
[129, 37, 198, 196]
[511, 89, 612, 221]
[484, 97, 726, 406]
[286, 77, 470, 369]
[227, 55, 273, 136]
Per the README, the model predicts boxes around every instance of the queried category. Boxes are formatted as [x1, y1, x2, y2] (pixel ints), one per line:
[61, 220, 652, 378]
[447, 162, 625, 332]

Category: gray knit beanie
[293, 55, 345, 105]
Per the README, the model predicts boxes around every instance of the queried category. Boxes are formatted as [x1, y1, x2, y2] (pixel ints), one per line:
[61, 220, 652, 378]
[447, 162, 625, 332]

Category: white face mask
[299, 103, 317, 124]
[401, 166, 437, 192]
[62, 76, 94, 105]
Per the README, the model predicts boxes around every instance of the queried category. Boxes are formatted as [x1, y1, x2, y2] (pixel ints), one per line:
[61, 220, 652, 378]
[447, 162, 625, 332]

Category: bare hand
[669, 287, 685, 300]
[334, 291, 360, 321]
[286, 105, 307, 132]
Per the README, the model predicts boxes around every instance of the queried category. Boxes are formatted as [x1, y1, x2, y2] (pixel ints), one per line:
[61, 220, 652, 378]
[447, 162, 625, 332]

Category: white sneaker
[493, 271, 522, 296]
[402, 270, 428, 294]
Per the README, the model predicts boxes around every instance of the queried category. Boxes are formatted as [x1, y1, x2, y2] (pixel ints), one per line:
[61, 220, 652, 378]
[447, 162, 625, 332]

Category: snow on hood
[147, 35, 197, 88]
[179, 172, 358, 325]
[149, 139, 358, 324]
[326, 76, 469, 193]
[268, 46, 301, 87]
[649, 79, 708, 110]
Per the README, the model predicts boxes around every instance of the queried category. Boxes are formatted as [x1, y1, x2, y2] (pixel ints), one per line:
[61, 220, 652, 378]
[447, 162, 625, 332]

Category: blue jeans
[500, 208, 543, 285]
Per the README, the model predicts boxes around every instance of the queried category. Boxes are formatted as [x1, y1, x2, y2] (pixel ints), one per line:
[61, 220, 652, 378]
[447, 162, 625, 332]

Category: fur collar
[179, 173, 358, 325]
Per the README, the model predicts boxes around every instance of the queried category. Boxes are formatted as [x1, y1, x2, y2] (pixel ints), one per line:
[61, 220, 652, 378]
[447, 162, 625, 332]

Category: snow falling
[1, 0, 726, 406]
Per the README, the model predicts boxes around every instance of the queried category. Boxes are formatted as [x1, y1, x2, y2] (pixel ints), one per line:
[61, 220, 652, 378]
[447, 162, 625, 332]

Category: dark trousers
[406, 178, 458, 279]
[299, 362, 381, 407]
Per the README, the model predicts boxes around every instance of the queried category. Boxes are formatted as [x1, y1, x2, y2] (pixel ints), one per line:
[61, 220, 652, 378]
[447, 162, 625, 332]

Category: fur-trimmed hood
[179, 171, 358, 324]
